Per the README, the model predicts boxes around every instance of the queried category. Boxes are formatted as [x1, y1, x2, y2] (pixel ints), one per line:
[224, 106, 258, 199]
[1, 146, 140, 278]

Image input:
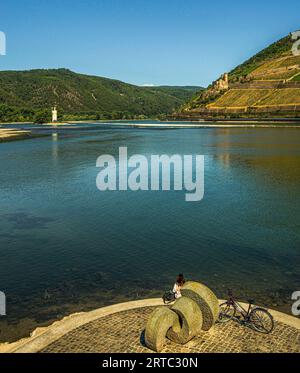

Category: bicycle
[218, 290, 274, 334]
[162, 290, 176, 304]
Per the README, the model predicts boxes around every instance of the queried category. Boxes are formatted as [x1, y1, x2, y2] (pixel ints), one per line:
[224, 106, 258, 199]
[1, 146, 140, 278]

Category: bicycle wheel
[162, 291, 175, 304]
[218, 302, 236, 323]
[249, 308, 274, 334]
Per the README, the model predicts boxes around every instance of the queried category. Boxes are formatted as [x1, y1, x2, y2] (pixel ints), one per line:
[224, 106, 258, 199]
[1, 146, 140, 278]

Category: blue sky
[0, 0, 299, 87]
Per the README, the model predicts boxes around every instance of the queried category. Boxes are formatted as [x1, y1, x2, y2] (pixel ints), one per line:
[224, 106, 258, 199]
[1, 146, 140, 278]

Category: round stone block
[181, 281, 219, 331]
[144, 307, 180, 352]
[167, 296, 203, 344]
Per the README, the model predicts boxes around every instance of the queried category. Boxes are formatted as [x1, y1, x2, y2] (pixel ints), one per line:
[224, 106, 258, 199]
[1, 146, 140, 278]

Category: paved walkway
[2, 299, 300, 353]
[40, 306, 300, 353]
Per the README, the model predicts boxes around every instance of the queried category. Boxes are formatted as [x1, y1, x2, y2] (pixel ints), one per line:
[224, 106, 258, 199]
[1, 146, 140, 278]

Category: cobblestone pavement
[41, 307, 300, 353]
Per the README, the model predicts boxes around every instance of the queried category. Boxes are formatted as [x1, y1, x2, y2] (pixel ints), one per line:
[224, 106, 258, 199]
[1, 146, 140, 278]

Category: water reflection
[210, 128, 300, 185]
[52, 132, 58, 164]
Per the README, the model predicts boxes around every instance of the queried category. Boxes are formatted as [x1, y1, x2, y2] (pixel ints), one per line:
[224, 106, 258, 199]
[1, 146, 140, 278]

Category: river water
[0, 122, 299, 341]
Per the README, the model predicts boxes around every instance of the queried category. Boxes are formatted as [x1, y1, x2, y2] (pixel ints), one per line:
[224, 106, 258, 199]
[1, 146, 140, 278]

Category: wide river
[0, 121, 299, 341]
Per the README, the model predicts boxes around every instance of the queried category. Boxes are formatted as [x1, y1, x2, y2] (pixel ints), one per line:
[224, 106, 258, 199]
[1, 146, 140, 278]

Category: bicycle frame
[221, 291, 274, 334]
[227, 295, 253, 319]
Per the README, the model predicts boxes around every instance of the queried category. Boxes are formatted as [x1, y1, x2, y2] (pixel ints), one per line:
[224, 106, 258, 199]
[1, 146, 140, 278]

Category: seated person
[173, 274, 186, 299]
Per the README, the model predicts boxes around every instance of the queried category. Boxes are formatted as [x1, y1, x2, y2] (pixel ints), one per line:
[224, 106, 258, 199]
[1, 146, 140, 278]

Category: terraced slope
[208, 88, 300, 109]
[208, 89, 272, 108]
[178, 32, 300, 119]
[248, 55, 300, 81]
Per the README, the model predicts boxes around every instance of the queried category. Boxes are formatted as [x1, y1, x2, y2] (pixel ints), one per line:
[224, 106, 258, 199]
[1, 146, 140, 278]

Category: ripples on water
[0, 123, 299, 341]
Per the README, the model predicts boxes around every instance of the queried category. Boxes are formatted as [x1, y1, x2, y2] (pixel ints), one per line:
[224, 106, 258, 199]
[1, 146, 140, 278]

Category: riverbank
[108, 122, 300, 128]
[0, 128, 32, 142]
[1, 298, 299, 353]
[1, 118, 300, 128]
[0, 128, 49, 142]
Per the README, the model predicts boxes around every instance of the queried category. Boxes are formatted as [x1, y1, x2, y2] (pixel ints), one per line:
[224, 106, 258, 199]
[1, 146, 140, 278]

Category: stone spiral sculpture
[181, 281, 219, 331]
[145, 281, 219, 352]
[144, 307, 181, 352]
[166, 296, 203, 344]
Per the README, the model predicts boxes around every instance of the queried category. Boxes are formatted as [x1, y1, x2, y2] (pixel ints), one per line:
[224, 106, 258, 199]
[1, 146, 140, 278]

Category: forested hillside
[0, 69, 202, 122]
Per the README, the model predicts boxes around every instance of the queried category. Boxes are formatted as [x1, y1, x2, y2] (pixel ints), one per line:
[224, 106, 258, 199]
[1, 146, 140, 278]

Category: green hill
[229, 34, 294, 81]
[177, 32, 300, 119]
[0, 69, 202, 123]
[145, 85, 202, 101]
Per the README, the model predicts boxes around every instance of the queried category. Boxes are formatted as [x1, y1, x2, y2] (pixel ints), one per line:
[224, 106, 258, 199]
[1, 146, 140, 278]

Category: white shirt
[173, 283, 182, 299]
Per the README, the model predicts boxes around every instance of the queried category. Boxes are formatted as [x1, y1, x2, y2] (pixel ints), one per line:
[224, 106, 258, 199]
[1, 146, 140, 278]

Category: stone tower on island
[52, 106, 58, 123]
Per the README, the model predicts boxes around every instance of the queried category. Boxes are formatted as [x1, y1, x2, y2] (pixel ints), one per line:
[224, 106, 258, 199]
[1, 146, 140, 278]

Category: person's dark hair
[176, 274, 185, 286]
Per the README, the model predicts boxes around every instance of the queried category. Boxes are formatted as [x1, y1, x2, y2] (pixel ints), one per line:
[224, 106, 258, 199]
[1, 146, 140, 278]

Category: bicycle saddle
[248, 299, 255, 304]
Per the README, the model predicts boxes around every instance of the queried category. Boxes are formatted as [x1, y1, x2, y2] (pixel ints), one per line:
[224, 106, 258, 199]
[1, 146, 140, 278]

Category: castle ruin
[215, 73, 229, 91]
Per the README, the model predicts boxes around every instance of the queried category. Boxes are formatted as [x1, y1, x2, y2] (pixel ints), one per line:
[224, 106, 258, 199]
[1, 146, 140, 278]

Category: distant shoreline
[0, 128, 32, 142]
[1, 120, 300, 142]
[104, 122, 300, 128]
[1, 117, 300, 126]
[0, 128, 48, 142]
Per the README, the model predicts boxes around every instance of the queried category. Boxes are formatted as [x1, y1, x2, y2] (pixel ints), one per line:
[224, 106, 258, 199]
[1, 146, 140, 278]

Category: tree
[34, 109, 50, 124]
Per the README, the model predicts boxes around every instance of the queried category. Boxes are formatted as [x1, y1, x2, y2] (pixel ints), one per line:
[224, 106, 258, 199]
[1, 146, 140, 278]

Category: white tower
[52, 106, 58, 123]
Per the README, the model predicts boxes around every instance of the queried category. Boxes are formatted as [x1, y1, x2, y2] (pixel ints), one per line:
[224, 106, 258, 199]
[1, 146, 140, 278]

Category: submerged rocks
[43, 290, 51, 301]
